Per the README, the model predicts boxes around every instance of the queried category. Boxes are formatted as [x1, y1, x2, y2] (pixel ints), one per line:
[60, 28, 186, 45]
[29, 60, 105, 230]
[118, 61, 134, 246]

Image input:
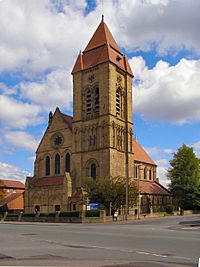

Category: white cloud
[192, 140, 200, 158]
[0, 0, 95, 74]
[4, 131, 39, 152]
[0, 83, 16, 95]
[19, 69, 73, 112]
[0, 161, 31, 183]
[108, 0, 200, 55]
[131, 57, 200, 124]
[156, 158, 170, 188]
[0, 0, 199, 75]
[163, 148, 174, 155]
[0, 94, 42, 129]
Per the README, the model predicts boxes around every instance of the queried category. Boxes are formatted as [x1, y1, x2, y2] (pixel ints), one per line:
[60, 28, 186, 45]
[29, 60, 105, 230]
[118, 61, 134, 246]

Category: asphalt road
[0, 215, 199, 267]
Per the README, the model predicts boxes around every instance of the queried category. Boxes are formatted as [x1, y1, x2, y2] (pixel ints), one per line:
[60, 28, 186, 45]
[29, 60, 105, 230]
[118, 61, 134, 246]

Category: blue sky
[0, 0, 200, 186]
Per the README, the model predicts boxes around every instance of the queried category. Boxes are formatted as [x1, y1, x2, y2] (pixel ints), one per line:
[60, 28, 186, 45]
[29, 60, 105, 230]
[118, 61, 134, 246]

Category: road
[0, 215, 199, 267]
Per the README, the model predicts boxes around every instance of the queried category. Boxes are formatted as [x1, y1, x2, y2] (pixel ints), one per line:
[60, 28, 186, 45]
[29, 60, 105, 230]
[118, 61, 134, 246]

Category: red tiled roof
[31, 176, 64, 187]
[84, 19, 121, 53]
[139, 180, 170, 195]
[72, 20, 133, 77]
[0, 179, 25, 189]
[0, 193, 22, 206]
[133, 139, 156, 165]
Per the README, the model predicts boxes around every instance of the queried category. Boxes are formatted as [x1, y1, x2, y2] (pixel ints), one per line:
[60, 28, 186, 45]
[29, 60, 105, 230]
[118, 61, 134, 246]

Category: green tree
[83, 176, 138, 215]
[168, 144, 200, 210]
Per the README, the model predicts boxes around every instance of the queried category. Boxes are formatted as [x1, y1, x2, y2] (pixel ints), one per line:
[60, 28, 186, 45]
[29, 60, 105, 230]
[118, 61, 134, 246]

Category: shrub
[7, 213, 18, 218]
[164, 204, 175, 214]
[39, 212, 56, 217]
[59, 211, 80, 217]
[47, 212, 56, 217]
[85, 210, 100, 217]
[22, 213, 36, 217]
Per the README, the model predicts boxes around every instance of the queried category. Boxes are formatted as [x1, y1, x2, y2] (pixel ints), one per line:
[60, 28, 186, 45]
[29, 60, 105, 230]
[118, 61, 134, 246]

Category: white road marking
[136, 251, 150, 255]
[152, 253, 167, 258]
[27, 237, 192, 262]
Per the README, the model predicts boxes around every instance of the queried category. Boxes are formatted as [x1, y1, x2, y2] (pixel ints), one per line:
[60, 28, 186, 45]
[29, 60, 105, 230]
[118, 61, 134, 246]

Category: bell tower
[71, 18, 134, 187]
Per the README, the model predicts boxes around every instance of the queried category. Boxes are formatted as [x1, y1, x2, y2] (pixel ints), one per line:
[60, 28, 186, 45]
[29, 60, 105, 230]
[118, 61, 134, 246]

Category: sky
[0, 0, 200, 187]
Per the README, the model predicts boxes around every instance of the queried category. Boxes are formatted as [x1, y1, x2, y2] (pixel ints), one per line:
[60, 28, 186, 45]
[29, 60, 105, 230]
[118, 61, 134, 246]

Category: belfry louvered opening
[116, 88, 120, 115]
[86, 89, 92, 115]
[94, 87, 99, 114]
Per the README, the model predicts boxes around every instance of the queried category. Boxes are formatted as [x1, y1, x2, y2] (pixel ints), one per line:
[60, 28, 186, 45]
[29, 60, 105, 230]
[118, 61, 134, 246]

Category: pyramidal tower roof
[72, 19, 133, 76]
[84, 19, 121, 53]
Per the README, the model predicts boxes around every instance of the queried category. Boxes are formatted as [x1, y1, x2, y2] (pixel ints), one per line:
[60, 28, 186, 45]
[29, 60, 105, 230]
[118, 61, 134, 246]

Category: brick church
[25, 18, 170, 214]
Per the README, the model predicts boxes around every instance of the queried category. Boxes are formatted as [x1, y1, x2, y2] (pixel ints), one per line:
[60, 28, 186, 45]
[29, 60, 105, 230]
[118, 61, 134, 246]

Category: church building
[25, 19, 170, 214]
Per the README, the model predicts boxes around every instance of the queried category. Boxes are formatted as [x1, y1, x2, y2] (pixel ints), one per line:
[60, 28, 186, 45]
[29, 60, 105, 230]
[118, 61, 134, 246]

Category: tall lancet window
[55, 153, 60, 175]
[65, 153, 70, 172]
[94, 87, 99, 114]
[116, 88, 121, 116]
[91, 163, 96, 180]
[45, 156, 50, 176]
[86, 89, 92, 116]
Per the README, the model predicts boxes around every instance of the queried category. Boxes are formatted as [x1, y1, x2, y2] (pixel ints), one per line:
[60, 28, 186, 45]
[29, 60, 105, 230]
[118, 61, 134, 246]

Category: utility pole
[138, 164, 142, 220]
[125, 74, 129, 221]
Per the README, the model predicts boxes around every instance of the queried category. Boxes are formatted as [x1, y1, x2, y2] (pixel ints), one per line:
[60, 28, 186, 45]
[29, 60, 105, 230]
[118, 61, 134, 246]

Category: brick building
[0, 180, 25, 213]
[25, 19, 170, 214]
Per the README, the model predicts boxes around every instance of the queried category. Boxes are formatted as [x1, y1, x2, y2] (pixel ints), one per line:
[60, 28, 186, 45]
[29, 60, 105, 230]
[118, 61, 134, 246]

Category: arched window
[149, 169, 152, 180]
[45, 156, 50, 176]
[86, 89, 92, 115]
[55, 154, 60, 175]
[94, 87, 99, 114]
[91, 163, 96, 180]
[65, 153, 70, 172]
[144, 167, 147, 179]
[134, 166, 138, 178]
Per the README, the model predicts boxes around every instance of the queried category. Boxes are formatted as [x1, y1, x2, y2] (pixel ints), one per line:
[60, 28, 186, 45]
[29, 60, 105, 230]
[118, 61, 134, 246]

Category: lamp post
[137, 164, 143, 220]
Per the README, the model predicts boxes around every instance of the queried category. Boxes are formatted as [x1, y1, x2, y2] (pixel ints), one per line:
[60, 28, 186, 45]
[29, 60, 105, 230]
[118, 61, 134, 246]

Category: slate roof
[139, 180, 170, 195]
[72, 19, 133, 76]
[0, 179, 25, 189]
[133, 139, 156, 166]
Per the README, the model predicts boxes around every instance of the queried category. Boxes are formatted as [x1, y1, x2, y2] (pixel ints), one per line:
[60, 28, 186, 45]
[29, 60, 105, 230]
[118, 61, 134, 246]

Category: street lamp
[137, 164, 143, 220]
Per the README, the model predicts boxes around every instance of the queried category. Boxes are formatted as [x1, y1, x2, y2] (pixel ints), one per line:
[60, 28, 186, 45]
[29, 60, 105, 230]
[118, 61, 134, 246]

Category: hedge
[39, 212, 56, 217]
[85, 210, 100, 217]
[59, 211, 80, 217]
[22, 213, 36, 217]
[7, 213, 18, 218]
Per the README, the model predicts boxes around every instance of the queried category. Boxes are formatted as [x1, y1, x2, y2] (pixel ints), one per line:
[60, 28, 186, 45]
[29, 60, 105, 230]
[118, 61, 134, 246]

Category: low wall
[3, 210, 200, 223]
[4, 216, 81, 223]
